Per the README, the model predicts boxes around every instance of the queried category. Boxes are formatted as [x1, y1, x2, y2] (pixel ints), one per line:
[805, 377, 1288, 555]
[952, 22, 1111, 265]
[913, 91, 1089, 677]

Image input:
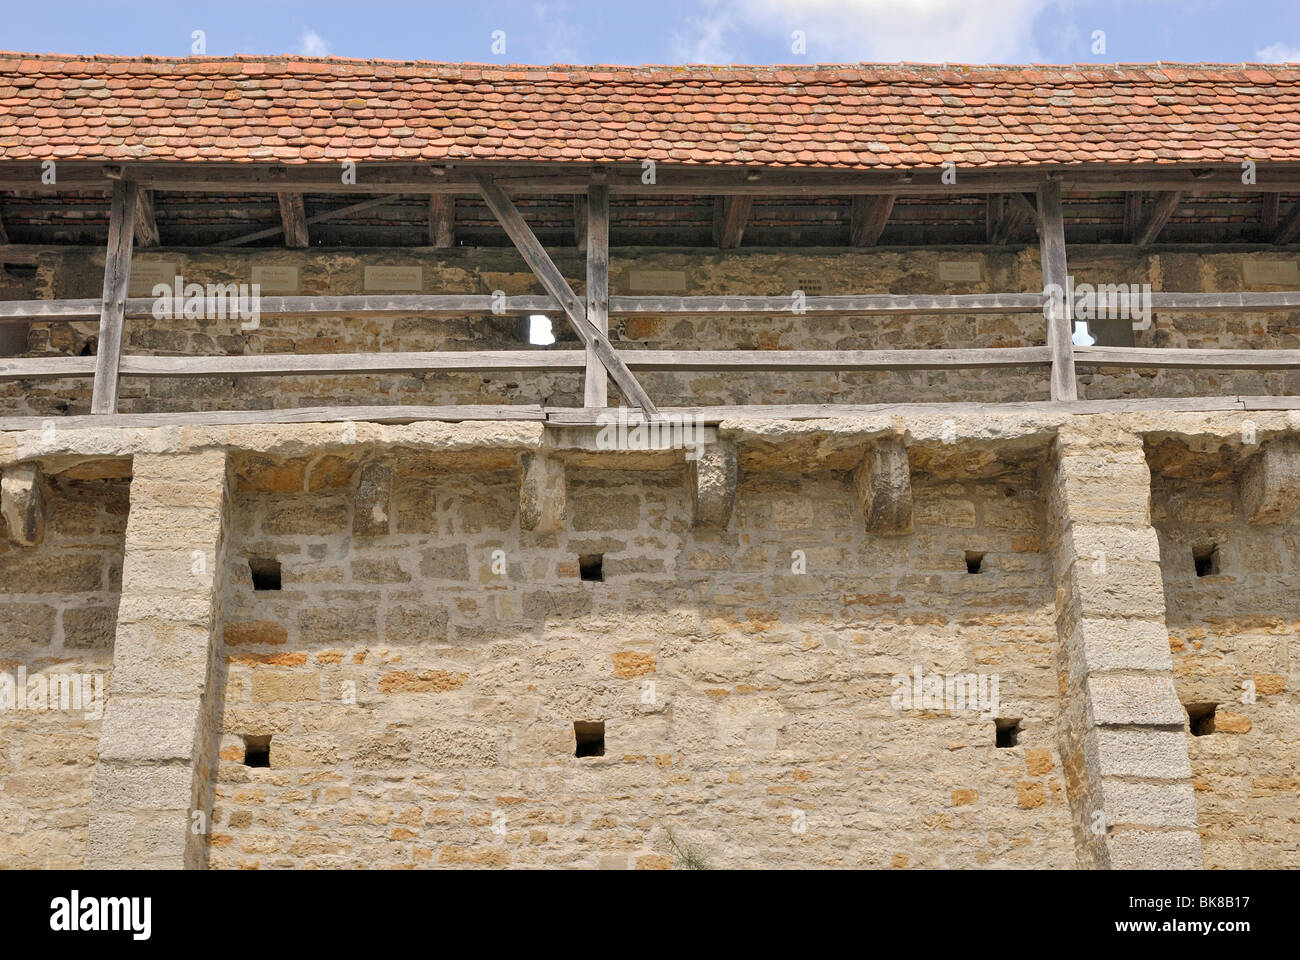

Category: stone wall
[1, 410, 1295, 870]
[1151, 462, 1300, 869]
[0, 468, 128, 867]
[204, 450, 1074, 869]
[3, 246, 1299, 417]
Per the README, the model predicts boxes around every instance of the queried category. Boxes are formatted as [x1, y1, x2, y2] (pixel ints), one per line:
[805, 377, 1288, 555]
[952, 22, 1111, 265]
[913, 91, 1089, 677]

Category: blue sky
[2, 0, 1298, 65]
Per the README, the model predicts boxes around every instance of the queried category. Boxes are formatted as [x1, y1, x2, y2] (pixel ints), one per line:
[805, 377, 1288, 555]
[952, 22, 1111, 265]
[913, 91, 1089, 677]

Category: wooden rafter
[850, 195, 894, 246]
[987, 193, 1036, 245]
[215, 194, 400, 247]
[573, 196, 587, 251]
[473, 173, 657, 416]
[277, 193, 309, 248]
[133, 188, 159, 247]
[428, 194, 455, 247]
[1133, 191, 1183, 246]
[1272, 200, 1300, 244]
[1122, 192, 1142, 242]
[714, 196, 752, 248]
[1261, 192, 1281, 235]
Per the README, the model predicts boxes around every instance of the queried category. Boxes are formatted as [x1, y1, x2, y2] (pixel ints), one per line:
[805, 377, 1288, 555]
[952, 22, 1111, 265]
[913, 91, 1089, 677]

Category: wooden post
[278, 193, 309, 248]
[91, 180, 138, 415]
[1036, 179, 1077, 402]
[474, 173, 657, 416]
[584, 182, 609, 407]
[429, 195, 455, 248]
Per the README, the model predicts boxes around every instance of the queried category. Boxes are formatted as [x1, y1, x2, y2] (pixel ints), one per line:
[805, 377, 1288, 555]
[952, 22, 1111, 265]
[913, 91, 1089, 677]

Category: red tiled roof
[1, 54, 1299, 169]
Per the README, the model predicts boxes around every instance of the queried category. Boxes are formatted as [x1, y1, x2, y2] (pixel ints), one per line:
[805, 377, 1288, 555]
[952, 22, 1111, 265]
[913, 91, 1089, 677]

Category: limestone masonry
[2, 400, 1296, 868]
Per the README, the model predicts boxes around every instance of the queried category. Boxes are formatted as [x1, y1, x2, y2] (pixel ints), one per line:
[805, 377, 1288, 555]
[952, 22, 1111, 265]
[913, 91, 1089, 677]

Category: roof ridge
[0, 51, 1296, 75]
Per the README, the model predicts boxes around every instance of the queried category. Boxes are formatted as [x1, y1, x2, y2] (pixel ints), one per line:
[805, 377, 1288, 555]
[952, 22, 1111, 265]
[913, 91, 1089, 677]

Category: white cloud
[678, 0, 1053, 64]
[298, 29, 332, 57]
[1256, 42, 1300, 63]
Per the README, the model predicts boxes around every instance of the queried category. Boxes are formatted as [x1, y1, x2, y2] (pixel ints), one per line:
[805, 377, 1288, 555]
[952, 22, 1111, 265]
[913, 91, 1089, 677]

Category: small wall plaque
[128, 259, 179, 296]
[251, 266, 299, 294]
[364, 265, 423, 292]
[626, 268, 687, 293]
[939, 260, 983, 283]
[1242, 260, 1300, 286]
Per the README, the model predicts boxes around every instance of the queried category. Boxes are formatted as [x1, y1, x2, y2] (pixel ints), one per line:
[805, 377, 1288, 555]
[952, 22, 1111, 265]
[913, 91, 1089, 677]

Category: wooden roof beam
[1272, 200, 1300, 244]
[850, 195, 894, 246]
[714, 196, 752, 249]
[987, 193, 1037, 245]
[133, 188, 159, 248]
[428, 194, 455, 248]
[1133, 191, 1183, 246]
[277, 193, 308, 248]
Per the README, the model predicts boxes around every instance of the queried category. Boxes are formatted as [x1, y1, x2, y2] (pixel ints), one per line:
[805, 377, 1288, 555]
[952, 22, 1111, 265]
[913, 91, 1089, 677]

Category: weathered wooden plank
[1261, 192, 1281, 235]
[1133, 191, 1183, 245]
[215, 195, 402, 247]
[429, 194, 455, 248]
[584, 183, 610, 407]
[1273, 201, 1300, 244]
[1074, 346, 1300, 369]
[133, 188, 160, 248]
[989, 192, 1032, 245]
[10, 159, 1300, 199]
[101, 345, 1050, 379]
[474, 173, 658, 416]
[609, 294, 1046, 315]
[715, 196, 752, 248]
[4, 289, 1300, 327]
[278, 193, 309, 248]
[0, 356, 96, 380]
[1122, 192, 1142, 242]
[0, 404, 546, 432]
[573, 196, 587, 252]
[1008, 193, 1039, 231]
[1036, 179, 1077, 401]
[118, 351, 586, 376]
[1241, 395, 1300, 410]
[90, 180, 137, 414]
[545, 395, 1250, 424]
[850, 195, 894, 246]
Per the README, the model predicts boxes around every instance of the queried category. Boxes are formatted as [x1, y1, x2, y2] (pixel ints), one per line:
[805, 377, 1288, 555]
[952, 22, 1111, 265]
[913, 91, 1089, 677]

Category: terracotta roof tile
[0, 53, 1298, 168]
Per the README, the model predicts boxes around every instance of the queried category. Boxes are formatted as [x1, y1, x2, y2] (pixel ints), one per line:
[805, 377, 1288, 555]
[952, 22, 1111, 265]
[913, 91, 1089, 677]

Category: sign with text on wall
[1242, 260, 1300, 287]
[938, 260, 984, 283]
[363, 266, 423, 292]
[251, 266, 299, 294]
[128, 260, 178, 296]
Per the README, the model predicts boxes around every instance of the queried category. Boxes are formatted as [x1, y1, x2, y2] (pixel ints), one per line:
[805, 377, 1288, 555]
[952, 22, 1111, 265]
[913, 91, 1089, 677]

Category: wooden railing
[2, 290, 1299, 412]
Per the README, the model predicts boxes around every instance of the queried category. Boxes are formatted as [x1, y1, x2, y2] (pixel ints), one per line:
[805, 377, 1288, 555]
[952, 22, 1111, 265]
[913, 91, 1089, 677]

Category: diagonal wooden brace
[474, 173, 659, 417]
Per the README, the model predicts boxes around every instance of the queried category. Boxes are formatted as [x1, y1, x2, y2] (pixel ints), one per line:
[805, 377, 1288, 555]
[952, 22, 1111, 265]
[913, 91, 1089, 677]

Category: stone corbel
[688, 439, 737, 530]
[1, 462, 46, 546]
[1240, 439, 1300, 524]
[520, 451, 566, 533]
[852, 436, 913, 535]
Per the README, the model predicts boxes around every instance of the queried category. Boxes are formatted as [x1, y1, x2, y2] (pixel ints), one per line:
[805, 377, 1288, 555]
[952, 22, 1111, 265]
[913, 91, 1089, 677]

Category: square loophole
[965, 551, 985, 575]
[249, 558, 281, 591]
[579, 554, 604, 582]
[243, 734, 272, 767]
[995, 718, 1021, 748]
[574, 720, 605, 758]
[1186, 703, 1216, 736]
[1192, 544, 1219, 578]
